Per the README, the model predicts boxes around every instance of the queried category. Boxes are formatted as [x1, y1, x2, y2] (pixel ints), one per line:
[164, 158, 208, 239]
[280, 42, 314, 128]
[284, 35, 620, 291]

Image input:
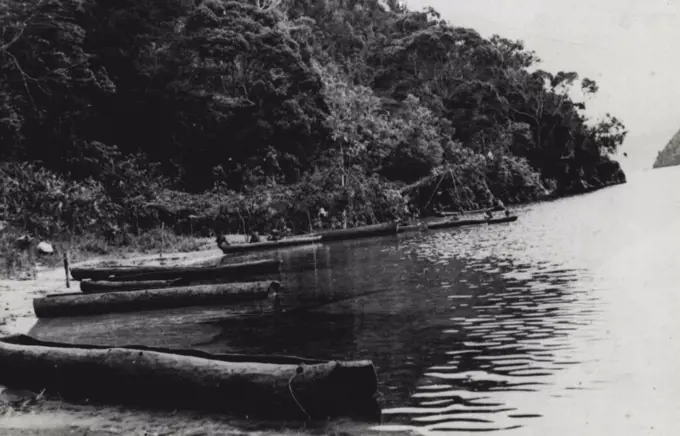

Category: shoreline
[1, 179, 625, 337]
[0, 247, 302, 436]
[0, 180, 623, 435]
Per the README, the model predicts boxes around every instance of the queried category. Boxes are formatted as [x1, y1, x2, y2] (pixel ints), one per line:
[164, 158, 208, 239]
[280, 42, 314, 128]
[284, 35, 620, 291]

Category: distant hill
[653, 128, 680, 169]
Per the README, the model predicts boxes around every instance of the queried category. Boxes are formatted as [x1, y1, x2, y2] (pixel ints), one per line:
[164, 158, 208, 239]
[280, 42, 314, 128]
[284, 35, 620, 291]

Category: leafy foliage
[0, 0, 627, 240]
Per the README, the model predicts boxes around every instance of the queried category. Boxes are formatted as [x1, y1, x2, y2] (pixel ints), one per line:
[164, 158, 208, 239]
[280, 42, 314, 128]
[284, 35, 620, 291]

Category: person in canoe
[249, 231, 262, 243]
[215, 234, 230, 250]
[317, 207, 330, 230]
[330, 215, 341, 230]
[267, 229, 282, 241]
[268, 216, 289, 241]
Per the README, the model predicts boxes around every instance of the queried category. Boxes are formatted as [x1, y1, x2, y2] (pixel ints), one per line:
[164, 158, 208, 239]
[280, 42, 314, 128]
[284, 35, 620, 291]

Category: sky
[405, 0, 680, 173]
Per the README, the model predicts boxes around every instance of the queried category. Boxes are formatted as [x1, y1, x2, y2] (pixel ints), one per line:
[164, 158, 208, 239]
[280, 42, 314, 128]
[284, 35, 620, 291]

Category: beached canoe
[0, 335, 379, 419]
[34, 281, 281, 318]
[80, 278, 189, 293]
[219, 235, 322, 254]
[70, 258, 281, 282]
[318, 222, 399, 242]
[427, 215, 518, 230]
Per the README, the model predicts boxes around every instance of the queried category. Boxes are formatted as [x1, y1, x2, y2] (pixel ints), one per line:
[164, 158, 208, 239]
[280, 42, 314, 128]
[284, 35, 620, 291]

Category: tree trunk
[34, 281, 281, 318]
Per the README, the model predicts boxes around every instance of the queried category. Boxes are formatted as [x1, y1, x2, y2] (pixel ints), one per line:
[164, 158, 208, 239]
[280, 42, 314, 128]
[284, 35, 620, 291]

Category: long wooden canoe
[0, 335, 380, 419]
[219, 235, 322, 254]
[427, 215, 518, 230]
[34, 281, 281, 318]
[396, 222, 427, 233]
[70, 258, 281, 282]
[80, 278, 189, 293]
[318, 222, 399, 242]
[434, 211, 460, 217]
[435, 205, 506, 217]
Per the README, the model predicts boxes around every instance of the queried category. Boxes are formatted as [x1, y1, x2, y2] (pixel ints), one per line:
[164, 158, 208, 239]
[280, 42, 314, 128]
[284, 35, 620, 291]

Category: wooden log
[0, 335, 379, 419]
[219, 235, 322, 254]
[318, 222, 398, 242]
[80, 278, 188, 293]
[70, 258, 281, 282]
[34, 281, 281, 318]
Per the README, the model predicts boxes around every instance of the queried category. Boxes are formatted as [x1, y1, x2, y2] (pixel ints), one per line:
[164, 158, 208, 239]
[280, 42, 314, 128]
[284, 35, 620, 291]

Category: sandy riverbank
[0, 242, 316, 436]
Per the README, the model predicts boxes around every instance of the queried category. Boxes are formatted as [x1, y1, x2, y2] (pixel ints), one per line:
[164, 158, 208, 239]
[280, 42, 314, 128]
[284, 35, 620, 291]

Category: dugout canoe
[427, 215, 518, 230]
[435, 205, 505, 217]
[219, 235, 322, 254]
[70, 258, 281, 282]
[318, 222, 399, 242]
[434, 211, 460, 218]
[80, 278, 189, 293]
[396, 222, 427, 233]
[0, 334, 379, 419]
[34, 281, 281, 318]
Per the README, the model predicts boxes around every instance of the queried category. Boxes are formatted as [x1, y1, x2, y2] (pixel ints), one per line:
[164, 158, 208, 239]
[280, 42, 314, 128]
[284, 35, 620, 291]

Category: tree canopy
[0, 0, 628, 236]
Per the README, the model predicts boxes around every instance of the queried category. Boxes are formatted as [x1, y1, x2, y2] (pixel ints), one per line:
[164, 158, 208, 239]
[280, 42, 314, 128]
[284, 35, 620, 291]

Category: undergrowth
[0, 225, 210, 280]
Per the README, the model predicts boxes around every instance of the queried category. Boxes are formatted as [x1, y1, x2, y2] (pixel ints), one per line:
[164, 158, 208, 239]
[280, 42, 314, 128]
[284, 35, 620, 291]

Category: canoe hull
[219, 236, 322, 254]
[427, 215, 518, 230]
[435, 205, 505, 217]
[318, 222, 398, 242]
[396, 223, 427, 233]
[70, 259, 281, 282]
[80, 278, 187, 293]
[34, 281, 280, 318]
[0, 335, 379, 419]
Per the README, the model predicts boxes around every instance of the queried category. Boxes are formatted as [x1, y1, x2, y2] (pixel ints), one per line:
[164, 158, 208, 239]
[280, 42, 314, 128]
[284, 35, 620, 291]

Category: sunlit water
[31, 167, 680, 435]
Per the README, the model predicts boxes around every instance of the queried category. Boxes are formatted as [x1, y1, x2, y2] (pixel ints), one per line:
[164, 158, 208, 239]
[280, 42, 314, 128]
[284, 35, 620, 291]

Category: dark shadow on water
[28, 226, 599, 435]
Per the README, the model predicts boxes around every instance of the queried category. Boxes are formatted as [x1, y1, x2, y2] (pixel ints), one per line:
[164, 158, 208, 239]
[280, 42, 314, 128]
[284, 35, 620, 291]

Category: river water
[25, 167, 680, 435]
[213, 166, 680, 435]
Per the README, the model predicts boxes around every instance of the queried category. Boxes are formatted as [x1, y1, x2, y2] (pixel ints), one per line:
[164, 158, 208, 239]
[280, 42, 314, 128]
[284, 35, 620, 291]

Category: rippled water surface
[33, 167, 680, 435]
[244, 167, 679, 436]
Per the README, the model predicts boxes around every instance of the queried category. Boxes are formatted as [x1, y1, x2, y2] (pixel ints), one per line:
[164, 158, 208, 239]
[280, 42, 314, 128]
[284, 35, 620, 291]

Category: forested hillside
[653, 128, 680, 169]
[0, 0, 627, 239]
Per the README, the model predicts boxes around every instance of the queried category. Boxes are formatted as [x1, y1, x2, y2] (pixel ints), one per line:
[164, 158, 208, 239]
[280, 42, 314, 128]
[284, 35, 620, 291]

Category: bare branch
[4, 50, 37, 110]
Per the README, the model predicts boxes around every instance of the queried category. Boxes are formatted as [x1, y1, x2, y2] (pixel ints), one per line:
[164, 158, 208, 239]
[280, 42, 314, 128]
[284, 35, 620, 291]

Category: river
[25, 166, 680, 435]
[217, 166, 680, 435]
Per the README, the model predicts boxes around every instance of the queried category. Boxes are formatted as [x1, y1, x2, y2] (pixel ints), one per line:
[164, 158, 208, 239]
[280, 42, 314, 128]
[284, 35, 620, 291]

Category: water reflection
[357, 234, 594, 433]
[173, 225, 601, 434]
[26, 168, 680, 435]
